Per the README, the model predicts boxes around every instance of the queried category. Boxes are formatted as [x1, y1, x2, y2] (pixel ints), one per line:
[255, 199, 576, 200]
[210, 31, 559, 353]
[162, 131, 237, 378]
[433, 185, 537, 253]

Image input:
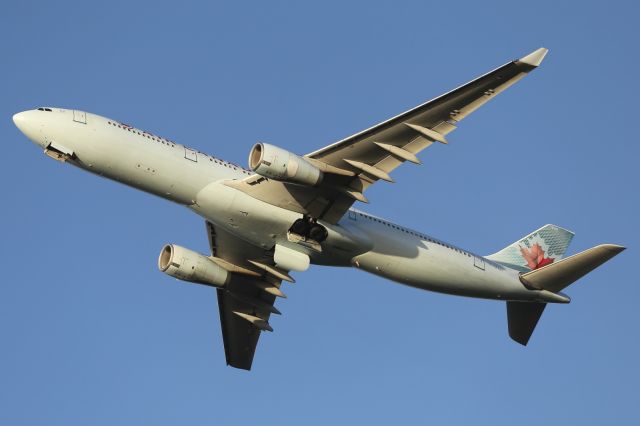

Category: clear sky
[1, 1, 637, 425]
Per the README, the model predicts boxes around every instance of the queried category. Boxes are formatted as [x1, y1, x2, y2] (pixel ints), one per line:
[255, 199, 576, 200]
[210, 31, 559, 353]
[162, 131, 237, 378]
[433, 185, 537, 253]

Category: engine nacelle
[158, 244, 229, 288]
[249, 142, 323, 186]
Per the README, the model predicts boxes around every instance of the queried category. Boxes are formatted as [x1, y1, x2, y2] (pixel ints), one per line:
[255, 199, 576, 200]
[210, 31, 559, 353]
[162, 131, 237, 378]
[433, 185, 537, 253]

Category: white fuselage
[14, 108, 558, 303]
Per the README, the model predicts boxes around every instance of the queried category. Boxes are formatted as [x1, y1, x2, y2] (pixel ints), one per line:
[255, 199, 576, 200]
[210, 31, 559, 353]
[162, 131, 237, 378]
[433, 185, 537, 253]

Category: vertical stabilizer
[507, 302, 546, 345]
[487, 224, 574, 272]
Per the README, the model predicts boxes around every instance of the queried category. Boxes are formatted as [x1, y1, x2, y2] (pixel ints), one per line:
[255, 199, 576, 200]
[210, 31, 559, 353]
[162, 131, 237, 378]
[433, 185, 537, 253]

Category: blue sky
[1, 1, 637, 425]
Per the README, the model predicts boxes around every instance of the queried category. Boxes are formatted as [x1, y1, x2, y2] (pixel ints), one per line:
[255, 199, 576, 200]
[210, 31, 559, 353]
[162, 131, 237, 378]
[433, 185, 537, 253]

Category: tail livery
[487, 225, 624, 345]
[486, 224, 575, 272]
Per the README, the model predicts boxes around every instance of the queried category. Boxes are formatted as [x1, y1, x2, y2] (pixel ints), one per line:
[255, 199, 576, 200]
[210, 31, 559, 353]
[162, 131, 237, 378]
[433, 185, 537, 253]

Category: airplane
[13, 47, 624, 370]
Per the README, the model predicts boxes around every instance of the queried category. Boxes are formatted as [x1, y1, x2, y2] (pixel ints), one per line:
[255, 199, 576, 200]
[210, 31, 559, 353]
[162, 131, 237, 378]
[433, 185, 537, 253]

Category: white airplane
[13, 47, 624, 370]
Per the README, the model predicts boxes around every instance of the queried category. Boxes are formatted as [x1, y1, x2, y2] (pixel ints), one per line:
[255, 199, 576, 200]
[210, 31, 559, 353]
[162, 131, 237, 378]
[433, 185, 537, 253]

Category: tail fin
[507, 302, 546, 345]
[486, 224, 575, 272]
[506, 243, 625, 345]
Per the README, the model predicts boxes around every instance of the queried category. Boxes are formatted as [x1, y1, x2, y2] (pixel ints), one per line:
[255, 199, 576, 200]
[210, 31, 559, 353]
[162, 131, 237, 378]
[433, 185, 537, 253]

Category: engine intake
[249, 143, 323, 186]
[158, 244, 229, 288]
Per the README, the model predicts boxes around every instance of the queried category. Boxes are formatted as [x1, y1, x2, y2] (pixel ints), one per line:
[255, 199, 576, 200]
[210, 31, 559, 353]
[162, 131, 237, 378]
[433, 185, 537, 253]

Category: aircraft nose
[13, 110, 47, 147]
[12, 111, 28, 132]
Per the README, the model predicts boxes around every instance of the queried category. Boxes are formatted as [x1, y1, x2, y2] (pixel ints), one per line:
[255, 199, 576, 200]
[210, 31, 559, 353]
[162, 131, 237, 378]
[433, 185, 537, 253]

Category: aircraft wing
[206, 221, 290, 370]
[226, 48, 548, 223]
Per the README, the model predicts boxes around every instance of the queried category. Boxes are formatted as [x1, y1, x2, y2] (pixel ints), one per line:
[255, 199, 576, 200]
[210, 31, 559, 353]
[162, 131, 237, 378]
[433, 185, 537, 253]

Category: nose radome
[12, 111, 27, 130]
[13, 110, 47, 147]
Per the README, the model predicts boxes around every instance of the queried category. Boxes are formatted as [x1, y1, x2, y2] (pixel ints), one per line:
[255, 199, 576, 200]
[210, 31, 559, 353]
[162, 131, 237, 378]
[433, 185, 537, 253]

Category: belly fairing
[190, 182, 374, 266]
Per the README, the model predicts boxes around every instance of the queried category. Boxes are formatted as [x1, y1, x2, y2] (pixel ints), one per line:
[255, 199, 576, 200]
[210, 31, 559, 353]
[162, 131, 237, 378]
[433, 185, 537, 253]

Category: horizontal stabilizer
[520, 244, 625, 293]
[507, 301, 546, 345]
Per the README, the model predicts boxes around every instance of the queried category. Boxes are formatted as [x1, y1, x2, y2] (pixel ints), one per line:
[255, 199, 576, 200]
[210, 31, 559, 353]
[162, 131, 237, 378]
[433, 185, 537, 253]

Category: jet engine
[248, 142, 323, 186]
[158, 244, 229, 287]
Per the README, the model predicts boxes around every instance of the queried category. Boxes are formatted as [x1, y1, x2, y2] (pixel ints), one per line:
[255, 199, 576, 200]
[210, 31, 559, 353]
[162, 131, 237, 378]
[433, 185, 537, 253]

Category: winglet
[517, 47, 549, 67]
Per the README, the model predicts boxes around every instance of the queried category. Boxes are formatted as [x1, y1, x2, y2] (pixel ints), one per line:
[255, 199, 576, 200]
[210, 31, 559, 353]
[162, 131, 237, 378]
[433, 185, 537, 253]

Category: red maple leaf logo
[519, 243, 554, 269]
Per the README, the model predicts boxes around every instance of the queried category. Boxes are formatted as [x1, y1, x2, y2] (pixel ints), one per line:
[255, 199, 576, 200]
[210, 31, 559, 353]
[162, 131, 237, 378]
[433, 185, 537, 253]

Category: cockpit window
[37, 107, 52, 112]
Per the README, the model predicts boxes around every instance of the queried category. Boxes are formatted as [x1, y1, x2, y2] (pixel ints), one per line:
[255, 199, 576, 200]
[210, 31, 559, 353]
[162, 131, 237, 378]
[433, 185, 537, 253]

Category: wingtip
[602, 244, 626, 254]
[518, 47, 549, 67]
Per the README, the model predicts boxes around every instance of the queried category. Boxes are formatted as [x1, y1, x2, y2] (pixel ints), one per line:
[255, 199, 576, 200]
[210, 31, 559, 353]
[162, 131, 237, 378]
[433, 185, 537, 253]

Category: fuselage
[13, 107, 561, 303]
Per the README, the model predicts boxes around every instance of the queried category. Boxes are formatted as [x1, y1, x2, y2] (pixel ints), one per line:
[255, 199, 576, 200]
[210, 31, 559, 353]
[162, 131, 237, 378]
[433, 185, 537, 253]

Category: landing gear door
[73, 110, 86, 124]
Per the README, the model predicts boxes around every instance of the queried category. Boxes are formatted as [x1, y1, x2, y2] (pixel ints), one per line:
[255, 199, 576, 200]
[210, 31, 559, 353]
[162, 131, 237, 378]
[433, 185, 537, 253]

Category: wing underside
[206, 221, 289, 370]
[216, 278, 278, 370]
[226, 48, 548, 223]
